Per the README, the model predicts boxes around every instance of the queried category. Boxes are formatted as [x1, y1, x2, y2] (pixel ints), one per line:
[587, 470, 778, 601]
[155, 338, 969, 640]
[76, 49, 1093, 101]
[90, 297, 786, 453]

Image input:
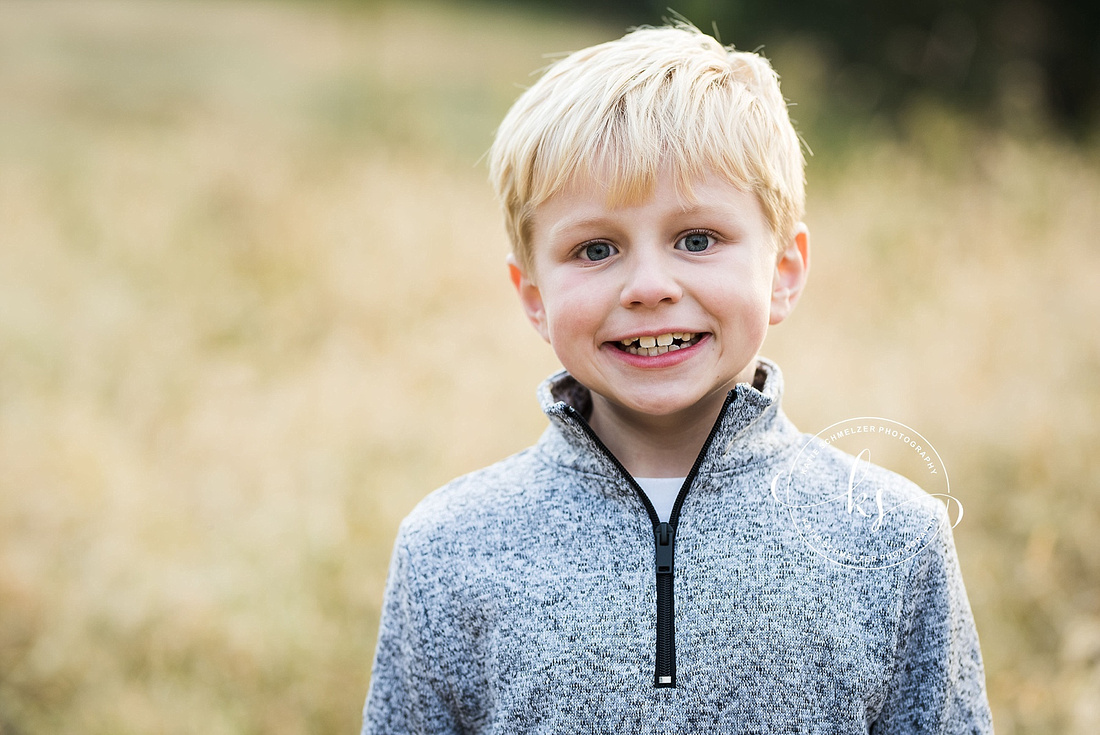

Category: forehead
[530, 166, 763, 243]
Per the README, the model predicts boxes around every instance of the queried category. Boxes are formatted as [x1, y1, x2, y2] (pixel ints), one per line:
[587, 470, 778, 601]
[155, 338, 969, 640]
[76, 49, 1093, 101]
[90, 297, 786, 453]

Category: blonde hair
[489, 23, 806, 273]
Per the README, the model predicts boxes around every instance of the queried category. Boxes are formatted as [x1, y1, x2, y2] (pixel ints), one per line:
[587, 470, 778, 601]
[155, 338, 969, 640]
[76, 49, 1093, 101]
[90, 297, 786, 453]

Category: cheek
[715, 274, 772, 324]
[541, 279, 606, 344]
[731, 298, 771, 346]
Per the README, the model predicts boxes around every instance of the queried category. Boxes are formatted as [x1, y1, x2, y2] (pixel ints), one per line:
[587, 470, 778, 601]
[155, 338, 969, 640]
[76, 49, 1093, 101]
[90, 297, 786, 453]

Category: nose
[620, 249, 683, 308]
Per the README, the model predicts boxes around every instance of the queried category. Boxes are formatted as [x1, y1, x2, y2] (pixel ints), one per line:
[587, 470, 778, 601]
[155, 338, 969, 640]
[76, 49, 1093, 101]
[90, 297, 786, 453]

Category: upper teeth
[618, 332, 699, 356]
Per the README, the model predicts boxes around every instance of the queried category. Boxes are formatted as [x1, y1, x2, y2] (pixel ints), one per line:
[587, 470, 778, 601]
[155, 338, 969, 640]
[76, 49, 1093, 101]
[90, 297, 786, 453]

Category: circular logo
[770, 417, 962, 569]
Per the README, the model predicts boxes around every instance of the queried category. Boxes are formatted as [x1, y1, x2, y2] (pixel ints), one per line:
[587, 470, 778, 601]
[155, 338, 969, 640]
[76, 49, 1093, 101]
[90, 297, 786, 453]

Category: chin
[614, 393, 711, 420]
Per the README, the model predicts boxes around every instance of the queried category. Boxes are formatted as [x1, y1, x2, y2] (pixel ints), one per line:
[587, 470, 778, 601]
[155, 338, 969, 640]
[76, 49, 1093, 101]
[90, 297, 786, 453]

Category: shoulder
[394, 443, 576, 556]
[775, 436, 957, 571]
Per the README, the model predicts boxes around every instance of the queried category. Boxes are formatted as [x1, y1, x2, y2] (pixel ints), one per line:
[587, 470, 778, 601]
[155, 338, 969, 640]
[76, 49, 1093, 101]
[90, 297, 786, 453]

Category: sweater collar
[536, 357, 799, 480]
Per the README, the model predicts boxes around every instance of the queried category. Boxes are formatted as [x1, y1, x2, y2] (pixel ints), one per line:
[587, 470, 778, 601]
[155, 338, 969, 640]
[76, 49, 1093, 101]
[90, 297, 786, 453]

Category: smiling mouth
[613, 332, 703, 356]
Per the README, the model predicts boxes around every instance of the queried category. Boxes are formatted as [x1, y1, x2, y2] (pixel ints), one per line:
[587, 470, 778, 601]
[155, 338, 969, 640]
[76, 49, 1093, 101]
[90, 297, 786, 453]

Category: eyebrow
[540, 214, 621, 244]
[552, 202, 726, 230]
[553, 215, 615, 232]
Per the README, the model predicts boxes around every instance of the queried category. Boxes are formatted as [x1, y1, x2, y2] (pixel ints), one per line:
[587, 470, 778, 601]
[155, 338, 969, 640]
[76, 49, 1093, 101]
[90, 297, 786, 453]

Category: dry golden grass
[0, 1, 1096, 733]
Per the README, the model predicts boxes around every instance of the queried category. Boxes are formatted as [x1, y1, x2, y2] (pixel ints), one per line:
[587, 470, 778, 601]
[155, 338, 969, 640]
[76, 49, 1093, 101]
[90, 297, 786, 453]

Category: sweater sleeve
[362, 530, 460, 735]
[871, 515, 993, 734]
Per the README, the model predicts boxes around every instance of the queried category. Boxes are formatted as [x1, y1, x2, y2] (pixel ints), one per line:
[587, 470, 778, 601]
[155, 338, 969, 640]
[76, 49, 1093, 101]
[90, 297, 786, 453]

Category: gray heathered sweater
[362, 360, 992, 733]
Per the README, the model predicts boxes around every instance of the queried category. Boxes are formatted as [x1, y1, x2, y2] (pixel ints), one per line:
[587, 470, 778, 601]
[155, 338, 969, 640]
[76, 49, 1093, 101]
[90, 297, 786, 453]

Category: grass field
[1, 1, 1098, 732]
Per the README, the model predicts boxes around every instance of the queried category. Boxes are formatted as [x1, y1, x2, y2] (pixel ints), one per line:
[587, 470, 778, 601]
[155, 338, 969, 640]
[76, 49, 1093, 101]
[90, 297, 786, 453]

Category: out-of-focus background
[1, 0, 1097, 732]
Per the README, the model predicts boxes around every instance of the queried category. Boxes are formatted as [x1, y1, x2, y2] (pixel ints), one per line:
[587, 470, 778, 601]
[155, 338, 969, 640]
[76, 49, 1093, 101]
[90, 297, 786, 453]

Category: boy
[363, 24, 992, 733]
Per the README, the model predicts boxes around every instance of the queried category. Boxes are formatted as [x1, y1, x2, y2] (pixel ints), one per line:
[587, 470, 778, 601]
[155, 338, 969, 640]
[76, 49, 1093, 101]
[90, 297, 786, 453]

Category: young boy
[363, 24, 992, 733]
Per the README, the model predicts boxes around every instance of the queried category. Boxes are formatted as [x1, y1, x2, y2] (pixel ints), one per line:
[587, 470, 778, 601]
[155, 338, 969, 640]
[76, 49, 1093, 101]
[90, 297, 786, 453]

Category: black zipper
[563, 390, 737, 688]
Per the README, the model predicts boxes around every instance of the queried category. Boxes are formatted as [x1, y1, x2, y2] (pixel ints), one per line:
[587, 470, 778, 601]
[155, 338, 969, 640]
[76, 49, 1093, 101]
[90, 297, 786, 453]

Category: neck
[587, 392, 729, 478]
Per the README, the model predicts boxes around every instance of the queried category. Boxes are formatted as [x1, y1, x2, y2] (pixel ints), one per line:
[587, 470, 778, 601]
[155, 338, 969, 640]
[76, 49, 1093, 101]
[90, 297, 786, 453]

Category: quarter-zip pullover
[362, 359, 992, 734]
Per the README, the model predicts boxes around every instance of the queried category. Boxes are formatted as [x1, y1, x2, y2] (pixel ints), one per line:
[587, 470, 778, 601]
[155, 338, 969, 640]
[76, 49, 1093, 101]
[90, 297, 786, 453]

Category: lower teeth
[626, 338, 696, 356]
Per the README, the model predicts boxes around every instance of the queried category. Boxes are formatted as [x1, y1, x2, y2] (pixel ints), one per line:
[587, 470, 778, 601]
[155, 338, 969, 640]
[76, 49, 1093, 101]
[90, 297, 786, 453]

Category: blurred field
[0, 1, 1097, 733]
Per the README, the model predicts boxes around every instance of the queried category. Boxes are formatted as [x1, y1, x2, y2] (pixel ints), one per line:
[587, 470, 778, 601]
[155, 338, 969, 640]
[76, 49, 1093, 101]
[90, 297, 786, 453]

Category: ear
[507, 254, 550, 342]
[769, 222, 810, 326]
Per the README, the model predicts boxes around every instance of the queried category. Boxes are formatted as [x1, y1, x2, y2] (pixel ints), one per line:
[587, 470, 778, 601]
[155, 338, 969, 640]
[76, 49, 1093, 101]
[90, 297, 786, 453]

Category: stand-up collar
[535, 357, 800, 480]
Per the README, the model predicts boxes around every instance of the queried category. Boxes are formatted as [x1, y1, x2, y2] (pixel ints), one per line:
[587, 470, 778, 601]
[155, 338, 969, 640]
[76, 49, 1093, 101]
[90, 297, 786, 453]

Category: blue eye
[582, 242, 615, 261]
[677, 233, 713, 252]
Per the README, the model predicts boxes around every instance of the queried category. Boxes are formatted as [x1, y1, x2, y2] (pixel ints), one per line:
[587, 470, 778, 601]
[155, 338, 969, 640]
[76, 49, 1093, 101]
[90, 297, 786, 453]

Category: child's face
[510, 166, 808, 430]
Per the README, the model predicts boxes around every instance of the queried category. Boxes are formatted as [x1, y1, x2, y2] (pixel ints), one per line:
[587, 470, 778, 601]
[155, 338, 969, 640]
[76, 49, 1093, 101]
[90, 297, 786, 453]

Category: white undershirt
[634, 477, 686, 523]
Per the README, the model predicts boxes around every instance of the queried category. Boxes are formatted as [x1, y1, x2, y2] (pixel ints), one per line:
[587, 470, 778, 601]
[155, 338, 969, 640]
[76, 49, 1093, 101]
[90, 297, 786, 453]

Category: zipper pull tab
[655, 522, 674, 574]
